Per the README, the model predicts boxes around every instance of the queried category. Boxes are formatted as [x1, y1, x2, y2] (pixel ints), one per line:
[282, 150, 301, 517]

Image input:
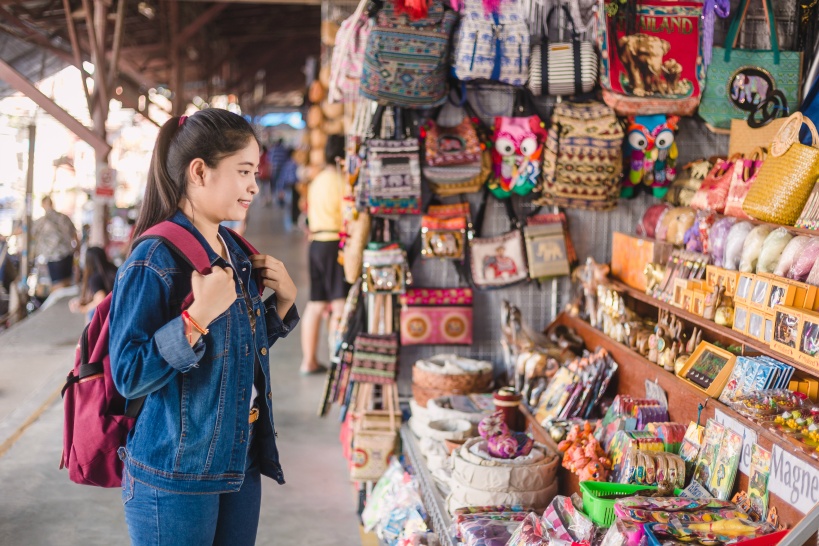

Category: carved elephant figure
[617, 33, 671, 97]
[731, 74, 769, 106]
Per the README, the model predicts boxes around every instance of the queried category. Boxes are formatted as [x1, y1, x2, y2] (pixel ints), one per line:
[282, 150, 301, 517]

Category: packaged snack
[757, 228, 794, 274]
[723, 221, 754, 271]
[738, 225, 773, 273]
[730, 389, 808, 418]
[774, 236, 814, 277]
[708, 216, 737, 268]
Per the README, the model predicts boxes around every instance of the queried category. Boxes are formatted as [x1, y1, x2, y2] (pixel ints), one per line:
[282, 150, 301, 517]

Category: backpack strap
[223, 227, 265, 297]
[134, 222, 214, 275]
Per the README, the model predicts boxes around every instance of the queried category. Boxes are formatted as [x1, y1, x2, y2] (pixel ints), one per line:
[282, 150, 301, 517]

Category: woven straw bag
[742, 113, 819, 225]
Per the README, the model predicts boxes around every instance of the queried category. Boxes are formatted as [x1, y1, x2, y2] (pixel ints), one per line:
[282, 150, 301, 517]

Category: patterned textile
[453, 0, 530, 86]
[350, 333, 398, 384]
[424, 118, 482, 167]
[360, 0, 456, 107]
[366, 138, 422, 214]
[536, 100, 623, 211]
[327, 0, 373, 104]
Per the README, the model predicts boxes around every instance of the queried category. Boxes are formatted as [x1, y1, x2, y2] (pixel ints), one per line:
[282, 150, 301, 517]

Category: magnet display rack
[525, 305, 819, 531]
[400, 425, 456, 546]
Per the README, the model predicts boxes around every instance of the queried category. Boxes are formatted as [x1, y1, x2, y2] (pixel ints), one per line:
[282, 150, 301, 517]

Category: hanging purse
[362, 242, 411, 294]
[399, 288, 473, 345]
[698, 0, 803, 133]
[365, 107, 421, 215]
[528, 5, 598, 97]
[350, 332, 399, 384]
[327, 0, 373, 104]
[523, 216, 571, 279]
[468, 192, 529, 289]
[536, 100, 623, 210]
[599, 0, 705, 116]
[424, 116, 482, 167]
[421, 202, 470, 260]
[744, 113, 819, 225]
[724, 148, 766, 219]
[427, 151, 492, 197]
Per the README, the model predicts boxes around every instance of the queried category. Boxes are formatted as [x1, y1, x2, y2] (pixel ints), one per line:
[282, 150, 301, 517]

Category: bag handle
[540, 4, 583, 96]
[771, 112, 819, 157]
[725, 0, 780, 64]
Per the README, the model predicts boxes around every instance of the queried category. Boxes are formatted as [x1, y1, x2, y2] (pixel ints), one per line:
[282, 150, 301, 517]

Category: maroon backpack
[60, 221, 260, 487]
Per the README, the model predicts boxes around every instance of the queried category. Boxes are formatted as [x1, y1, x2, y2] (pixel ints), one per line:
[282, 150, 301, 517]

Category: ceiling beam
[178, 2, 229, 43]
[0, 57, 111, 156]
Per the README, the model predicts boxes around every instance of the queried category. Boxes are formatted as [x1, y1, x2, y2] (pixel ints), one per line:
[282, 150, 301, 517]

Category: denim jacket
[109, 211, 299, 493]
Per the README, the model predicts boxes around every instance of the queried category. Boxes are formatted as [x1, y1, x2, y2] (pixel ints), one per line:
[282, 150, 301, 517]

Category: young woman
[109, 109, 298, 546]
[69, 246, 117, 321]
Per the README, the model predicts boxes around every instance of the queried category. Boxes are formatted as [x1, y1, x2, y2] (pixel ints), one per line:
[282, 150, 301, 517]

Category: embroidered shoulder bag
[468, 192, 529, 289]
[364, 107, 421, 215]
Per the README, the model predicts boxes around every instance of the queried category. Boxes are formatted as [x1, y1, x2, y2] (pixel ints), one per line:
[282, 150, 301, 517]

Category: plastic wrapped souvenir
[708, 217, 737, 268]
[806, 256, 819, 287]
[636, 203, 671, 239]
[655, 207, 696, 246]
[459, 518, 521, 546]
[683, 210, 716, 253]
[788, 238, 819, 283]
[730, 390, 808, 419]
[757, 228, 794, 274]
[622, 115, 679, 199]
[774, 236, 813, 277]
[738, 225, 773, 273]
[723, 221, 753, 271]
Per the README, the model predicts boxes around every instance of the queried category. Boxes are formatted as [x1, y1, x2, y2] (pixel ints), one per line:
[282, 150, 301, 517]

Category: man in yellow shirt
[301, 135, 349, 374]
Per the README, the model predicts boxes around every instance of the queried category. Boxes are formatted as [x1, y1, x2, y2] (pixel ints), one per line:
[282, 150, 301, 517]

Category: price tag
[713, 409, 757, 476]
[769, 445, 819, 515]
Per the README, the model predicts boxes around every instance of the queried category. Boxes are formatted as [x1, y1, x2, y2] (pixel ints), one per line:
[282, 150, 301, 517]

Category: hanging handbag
[349, 381, 400, 481]
[528, 5, 598, 97]
[698, 0, 803, 133]
[350, 332, 399, 384]
[399, 288, 473, 345]
[421, 202, 470, 260]
[426, 151, 492, 196]
[724, 148, 766, 219]
[468, 193, 529, 289]
[424, 116, 482, 167]
[362, 242, 411, 294]
[452, 0, 530, 86]
[365, 107, 421, 215]
[690, 155, 742, 214]
[743, 113, 819, 225]
[488, 114, 548, 199]
[523, 221, 570, 279]
[327, 0, 373, 104]
[536, 100, 623, 211]
[360, 0, 457, 107]
[599, 0, 705, 116]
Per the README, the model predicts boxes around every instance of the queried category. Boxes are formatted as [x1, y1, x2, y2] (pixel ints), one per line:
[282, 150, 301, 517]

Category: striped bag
[350, 333, 399, 384]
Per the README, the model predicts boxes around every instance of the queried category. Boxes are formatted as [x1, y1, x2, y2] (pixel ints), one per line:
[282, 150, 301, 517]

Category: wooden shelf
[542, 311, 819, 529]
[606, 278, 817, 378]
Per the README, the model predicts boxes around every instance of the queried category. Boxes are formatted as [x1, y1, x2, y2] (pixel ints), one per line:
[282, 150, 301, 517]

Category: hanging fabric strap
[541, 4, 583, 96]
[725, 0, 780, 65]
[490, 11, 503, 82]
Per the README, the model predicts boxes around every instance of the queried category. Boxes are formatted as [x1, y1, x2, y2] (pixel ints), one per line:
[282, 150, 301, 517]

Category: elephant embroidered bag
[698, 0, 803, 133]
[421, 203, 470, 260]
[488, 115, 548, 199]
[399, 288, 473, 345]
[365, 107, 421, 215]
[468, 193, 529, 289]
[599, 0, 705, 116]
[360, 0, 457, 107]
[452, 0, 530, 86]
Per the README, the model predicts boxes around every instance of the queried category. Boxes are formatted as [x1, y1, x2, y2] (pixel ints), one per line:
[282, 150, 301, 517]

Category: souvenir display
[665, 159, 712, 207]
[621, 114, 679, 199]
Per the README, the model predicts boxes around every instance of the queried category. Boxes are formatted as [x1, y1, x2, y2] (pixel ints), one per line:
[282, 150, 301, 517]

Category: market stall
[311, 0, 819, 543]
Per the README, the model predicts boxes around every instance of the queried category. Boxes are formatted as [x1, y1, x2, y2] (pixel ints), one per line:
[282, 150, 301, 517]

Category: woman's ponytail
[132, 116, 186, 241]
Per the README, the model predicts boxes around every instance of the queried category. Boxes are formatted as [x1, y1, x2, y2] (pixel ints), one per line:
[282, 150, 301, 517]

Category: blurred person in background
[31, 195, 79, 290]
[300, 135, 349, 375]
[268, 138, 289, 207]
[69, 246, 117, 322]
[277, 149, 300, 228]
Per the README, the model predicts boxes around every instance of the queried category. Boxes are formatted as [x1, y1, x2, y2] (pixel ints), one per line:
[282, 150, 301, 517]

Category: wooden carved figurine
[703, 285, 725, 321]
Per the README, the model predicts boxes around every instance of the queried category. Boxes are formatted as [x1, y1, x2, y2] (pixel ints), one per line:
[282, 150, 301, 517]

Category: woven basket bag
[742, 113, 819, 226]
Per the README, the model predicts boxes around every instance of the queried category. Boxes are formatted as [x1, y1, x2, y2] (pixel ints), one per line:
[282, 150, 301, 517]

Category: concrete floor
[0, 204, 363, 545]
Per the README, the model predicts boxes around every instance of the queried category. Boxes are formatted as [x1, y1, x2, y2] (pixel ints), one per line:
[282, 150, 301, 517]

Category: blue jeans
[123, 425, 261, 545]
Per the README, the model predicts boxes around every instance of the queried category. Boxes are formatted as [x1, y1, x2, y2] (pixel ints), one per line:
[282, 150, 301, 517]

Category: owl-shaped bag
[488, 115, 548, 199]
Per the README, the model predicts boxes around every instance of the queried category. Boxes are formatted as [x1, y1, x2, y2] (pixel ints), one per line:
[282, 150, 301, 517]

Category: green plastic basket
[579, 482, 658, 527]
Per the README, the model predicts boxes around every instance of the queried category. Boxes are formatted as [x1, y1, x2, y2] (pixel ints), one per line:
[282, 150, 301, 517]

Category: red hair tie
[178, 115, 187, 127]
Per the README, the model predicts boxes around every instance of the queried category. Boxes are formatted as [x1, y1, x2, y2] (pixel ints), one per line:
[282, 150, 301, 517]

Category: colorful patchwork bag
[488, 115, 548, 199]
[724, 148, 765, 219]
[598, 0, 705, 116]
[698, 0, 803, 133]
[399, 288, 473, 345]
[424, 116, 482, 167]
[468, 193, 529, 289]
[327, 0, 373, 104]
[365, 107, 421, 215]
[536, 100, 623, 211]
[690, 155, 742, 214]
[421, 202, 470, 260]
[360, 0, 457, 107]
[350, 333, 399, 384]
[452, 0, 530, 86]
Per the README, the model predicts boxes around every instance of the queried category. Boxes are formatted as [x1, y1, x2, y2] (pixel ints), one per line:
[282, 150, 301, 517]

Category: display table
[400, 424, 456, 546]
